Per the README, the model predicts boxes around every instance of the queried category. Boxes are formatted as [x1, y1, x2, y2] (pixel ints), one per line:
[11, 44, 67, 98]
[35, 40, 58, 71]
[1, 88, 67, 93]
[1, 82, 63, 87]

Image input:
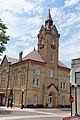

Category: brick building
[0, 9, 70, 108]
[71, 58, 80, 114]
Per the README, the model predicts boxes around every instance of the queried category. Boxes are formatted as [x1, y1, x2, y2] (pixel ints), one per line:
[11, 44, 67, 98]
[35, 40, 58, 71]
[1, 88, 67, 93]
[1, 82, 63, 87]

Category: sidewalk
[0, 106, 71, 111]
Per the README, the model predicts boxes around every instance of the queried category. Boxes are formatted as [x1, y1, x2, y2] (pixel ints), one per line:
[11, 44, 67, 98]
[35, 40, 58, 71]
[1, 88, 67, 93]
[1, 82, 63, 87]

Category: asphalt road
[0, 107, 70, 120]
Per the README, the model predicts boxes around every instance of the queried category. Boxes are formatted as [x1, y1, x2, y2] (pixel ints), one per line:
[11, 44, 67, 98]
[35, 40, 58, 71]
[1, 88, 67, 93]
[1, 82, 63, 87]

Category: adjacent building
[0, 9, 70, 108]
[71, 58, 80, 114]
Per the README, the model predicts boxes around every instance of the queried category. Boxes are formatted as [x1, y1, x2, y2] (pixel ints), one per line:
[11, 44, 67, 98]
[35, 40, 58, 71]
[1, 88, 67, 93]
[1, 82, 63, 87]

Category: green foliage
[0, 18, 9, 56]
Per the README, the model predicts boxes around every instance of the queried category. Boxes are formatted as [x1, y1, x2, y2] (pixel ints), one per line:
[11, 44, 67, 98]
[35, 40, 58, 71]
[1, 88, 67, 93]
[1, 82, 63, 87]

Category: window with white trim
[33, 78, 36, 86]
[33, 78, 40, 87]
[14, 69, 18, 86]
[75, 72, 80, 84]
[50, 68, 53, 78]
[21, 67, 26, 86]
[36, 78, 40, 87]
[63, 74, 66, 80]
[33, 68, 36, 75]
[38, 68, 40, 75]
[51, 53, 54, 62]
[63, 82, 66, 89]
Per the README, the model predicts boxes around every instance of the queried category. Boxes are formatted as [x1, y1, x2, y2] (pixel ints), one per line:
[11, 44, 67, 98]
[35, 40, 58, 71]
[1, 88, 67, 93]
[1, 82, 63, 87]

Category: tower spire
[47, 6, 52, 20]
[45, 8, 53, 29]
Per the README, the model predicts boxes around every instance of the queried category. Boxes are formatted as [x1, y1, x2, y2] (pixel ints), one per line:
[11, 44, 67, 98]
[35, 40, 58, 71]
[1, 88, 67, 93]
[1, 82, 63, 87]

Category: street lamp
[74, 84, 77, 115]
[21, 89, 24, 109]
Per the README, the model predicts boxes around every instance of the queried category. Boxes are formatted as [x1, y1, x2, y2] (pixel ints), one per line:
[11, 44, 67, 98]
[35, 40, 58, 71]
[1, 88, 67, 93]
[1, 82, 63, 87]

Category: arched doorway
[48, 93, 53, 107]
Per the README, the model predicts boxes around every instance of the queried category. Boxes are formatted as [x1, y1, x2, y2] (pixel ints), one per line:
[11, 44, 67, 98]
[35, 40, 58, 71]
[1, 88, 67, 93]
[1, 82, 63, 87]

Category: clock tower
[38, 8, 60, 67]
[37, 8, 60, 95]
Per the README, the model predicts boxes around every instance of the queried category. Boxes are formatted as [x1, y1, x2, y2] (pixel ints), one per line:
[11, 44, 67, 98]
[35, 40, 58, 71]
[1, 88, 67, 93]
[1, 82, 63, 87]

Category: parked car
[63, 115, 80, 120]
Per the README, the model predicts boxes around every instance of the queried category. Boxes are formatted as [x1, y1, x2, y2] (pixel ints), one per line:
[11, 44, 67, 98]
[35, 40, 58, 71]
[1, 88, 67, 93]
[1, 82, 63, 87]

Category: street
[0, 107, 70, 120]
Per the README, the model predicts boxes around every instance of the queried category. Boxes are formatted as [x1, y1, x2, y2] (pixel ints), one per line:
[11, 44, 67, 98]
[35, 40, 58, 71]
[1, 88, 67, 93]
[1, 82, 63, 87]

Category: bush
[26, 104, 44, 108]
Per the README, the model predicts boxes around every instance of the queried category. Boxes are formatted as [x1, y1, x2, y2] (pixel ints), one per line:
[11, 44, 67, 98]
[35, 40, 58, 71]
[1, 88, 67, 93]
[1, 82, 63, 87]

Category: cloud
[59, 32, 80, 62]
[23, 46, 35, 57]
[0, 0, 80, 68]
[51, 7, 58, 18]
[0, 0, 34, 14]
[1, 10, 42, 39]
[64, 0, 80, 7]
[52, 0, 56, 2]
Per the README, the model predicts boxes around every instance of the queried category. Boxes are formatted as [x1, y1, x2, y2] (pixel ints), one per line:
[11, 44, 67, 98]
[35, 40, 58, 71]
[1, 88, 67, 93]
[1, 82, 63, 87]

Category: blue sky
[0, 0, 80, 68]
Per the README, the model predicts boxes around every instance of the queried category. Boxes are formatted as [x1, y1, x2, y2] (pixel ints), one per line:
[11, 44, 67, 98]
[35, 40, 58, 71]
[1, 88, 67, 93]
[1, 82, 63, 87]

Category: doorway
[48, 93, 53, 107]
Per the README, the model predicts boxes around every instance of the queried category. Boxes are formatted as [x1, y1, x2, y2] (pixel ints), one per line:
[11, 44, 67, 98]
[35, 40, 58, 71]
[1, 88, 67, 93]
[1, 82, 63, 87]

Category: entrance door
[0, 94, 5, 106]
[48, 93, 53, 107]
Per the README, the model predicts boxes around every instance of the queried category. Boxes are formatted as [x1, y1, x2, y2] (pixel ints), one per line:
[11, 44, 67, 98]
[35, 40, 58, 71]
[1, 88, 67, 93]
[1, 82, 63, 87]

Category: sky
[0, 0, 80, 68]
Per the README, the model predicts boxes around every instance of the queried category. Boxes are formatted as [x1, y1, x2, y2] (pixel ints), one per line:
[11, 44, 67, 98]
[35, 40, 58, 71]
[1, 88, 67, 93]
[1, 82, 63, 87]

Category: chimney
[19, 51, 23, 62]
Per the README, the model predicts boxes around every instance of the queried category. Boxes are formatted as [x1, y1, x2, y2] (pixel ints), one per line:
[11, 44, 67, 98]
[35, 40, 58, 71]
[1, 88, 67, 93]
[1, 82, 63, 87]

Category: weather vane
[48, 4, 51, 9]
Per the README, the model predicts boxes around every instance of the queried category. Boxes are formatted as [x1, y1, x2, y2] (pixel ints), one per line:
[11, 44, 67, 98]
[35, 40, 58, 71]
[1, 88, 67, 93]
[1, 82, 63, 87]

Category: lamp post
[74, 84, 77, 115]
[21, 89, 24, 109]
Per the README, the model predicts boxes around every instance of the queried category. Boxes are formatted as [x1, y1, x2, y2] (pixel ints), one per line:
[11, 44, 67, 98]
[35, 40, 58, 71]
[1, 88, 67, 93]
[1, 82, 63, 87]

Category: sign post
[69, 96, 74, 116]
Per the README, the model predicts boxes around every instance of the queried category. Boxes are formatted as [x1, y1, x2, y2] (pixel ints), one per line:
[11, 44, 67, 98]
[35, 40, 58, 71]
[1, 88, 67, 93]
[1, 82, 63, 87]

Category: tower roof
[45, 8, 53, 29]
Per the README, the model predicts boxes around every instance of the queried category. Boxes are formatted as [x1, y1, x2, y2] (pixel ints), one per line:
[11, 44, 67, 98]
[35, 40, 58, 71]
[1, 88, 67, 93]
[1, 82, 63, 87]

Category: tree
[0, 18, 9, 56]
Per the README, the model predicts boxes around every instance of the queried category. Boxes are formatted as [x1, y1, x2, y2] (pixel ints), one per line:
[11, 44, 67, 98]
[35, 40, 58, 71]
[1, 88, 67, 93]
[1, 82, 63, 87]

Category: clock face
[41, 39, 44, 45]
[41, 30, 44, 35]
[52, 30, 56, 35]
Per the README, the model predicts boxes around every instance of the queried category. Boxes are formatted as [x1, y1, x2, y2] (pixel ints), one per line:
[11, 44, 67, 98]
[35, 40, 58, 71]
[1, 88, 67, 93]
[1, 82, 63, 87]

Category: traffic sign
[69, 97, 74, 103]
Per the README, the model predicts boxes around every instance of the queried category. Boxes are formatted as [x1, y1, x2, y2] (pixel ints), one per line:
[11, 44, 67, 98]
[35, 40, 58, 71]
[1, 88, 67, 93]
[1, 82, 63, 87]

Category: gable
[1, 55, 9, 67]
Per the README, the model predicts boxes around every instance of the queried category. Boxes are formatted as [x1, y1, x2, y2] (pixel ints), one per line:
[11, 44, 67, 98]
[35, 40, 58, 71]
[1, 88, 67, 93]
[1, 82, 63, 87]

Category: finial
[48, 4, 50, 10]
[47, 5, 52, 20]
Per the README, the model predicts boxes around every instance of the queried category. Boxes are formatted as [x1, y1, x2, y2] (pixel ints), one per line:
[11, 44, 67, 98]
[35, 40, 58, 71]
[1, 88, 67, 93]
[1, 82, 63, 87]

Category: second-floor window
[33, 68, 36, 75]
[14, 69, 18, 86]
[33, 78, 40, 87]
[21, 67, 26, 86]
[63, 74, 66, 80]
[63, 82, 66, 89]
[38, 68, 41, 75]
[75, 72, 80, 84]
